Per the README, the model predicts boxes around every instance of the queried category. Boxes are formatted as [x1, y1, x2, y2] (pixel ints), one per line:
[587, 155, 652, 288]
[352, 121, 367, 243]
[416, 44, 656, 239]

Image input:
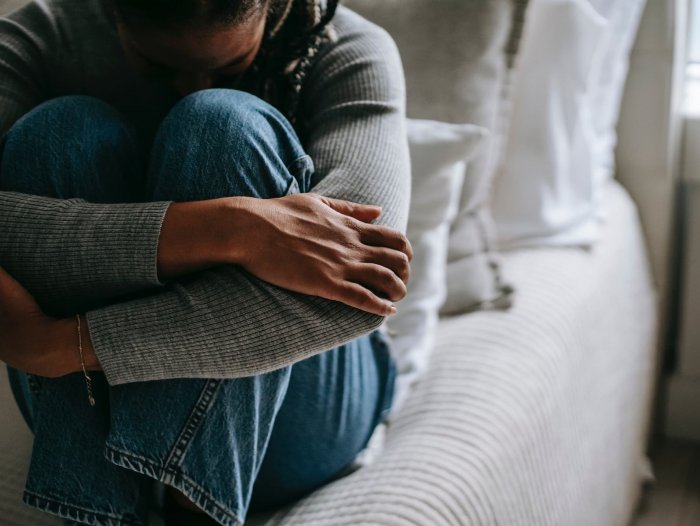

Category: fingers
[360, 225, 413, 261]
[321, 196, 382, 223]
[334, 282, 397, 317]
[364, 247, 411, 283]
[350, 263, 407, 303]
[309, 195, 412, 262]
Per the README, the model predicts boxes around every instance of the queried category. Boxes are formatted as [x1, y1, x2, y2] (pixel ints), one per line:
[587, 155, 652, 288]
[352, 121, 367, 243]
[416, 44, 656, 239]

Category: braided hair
[112, 0, 339, 129]
[257, 0, 339, 127]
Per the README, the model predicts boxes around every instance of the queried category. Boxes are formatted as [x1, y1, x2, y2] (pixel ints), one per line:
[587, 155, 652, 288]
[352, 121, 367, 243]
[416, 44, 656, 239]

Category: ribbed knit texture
[0, 193, 170, 315]
[0, 2, 410, 385]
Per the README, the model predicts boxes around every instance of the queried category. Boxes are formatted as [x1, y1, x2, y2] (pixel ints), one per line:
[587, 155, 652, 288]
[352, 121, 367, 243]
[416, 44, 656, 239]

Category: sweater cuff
[85, 308, 158, 386]
[76, 200, 171, 290]
[0, 193, 172, 312]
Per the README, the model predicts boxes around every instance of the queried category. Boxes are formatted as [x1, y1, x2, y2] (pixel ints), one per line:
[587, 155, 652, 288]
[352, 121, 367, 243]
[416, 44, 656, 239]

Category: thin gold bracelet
[76, 314, 96, 406]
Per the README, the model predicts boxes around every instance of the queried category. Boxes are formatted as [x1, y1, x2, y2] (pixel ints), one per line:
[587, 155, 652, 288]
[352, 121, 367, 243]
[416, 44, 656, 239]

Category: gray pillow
[343, 0, 528, 314]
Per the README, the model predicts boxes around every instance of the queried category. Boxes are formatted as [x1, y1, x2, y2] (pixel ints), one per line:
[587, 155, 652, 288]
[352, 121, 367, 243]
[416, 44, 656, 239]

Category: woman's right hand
[231, 193, 412, 316]
[158, 194, 412, 317]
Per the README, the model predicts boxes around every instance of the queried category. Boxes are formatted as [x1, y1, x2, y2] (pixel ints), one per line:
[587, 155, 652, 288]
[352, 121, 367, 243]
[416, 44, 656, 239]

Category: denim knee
[147, 89, 313, 201]
[0, 96, 138, 201]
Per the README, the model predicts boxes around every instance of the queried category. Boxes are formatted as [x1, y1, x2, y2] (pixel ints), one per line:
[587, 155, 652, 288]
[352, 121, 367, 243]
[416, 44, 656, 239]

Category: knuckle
[372, 267, 400, 296]
[336, 241, 360, 262]
[402, 258, 411, 280]
[336, 283, 357, 303]
[403, 264, 411, 283]
[358, 289, 376, 307]
[389, 290, 403, 302]
[344, 216, 362, 233]
[376, 266, 395, 284]
[388, 252, 410, 281]
[392, 279, 406, 300]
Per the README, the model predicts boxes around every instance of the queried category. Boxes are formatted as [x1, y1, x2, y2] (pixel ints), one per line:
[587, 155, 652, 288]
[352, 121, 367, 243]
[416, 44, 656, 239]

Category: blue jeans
[0, 91, 395, 526]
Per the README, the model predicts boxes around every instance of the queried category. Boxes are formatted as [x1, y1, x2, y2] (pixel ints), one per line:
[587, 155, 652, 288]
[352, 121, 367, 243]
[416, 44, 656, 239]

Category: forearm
[0, 161, 288, 290]
[86, 265, 384, 385]
[0, 262, 100, 379]
[84, 164, 409, 385]
[158, 200, 222, 279]
[157, 197, 252, 279]
[43, 315, 100, 377]
[0, 191, 248, 310]
[80, 190, 406, 384]
[5, 190, 407, 384]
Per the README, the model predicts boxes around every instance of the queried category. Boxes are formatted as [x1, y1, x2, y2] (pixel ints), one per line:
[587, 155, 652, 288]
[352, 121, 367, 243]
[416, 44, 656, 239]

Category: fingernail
[388, 305, 397, 315]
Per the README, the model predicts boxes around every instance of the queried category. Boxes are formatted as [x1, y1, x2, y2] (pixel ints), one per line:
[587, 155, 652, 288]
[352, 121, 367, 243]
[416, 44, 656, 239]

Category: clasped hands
[0, 193, 412, 378]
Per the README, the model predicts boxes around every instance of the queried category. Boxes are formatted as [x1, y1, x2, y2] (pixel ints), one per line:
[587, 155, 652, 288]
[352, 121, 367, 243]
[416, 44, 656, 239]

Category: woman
[0, 0, 410, 524]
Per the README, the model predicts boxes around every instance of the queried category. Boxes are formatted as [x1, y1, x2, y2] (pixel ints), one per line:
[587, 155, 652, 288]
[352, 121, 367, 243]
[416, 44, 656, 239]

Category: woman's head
[112, 0, 338, 122]
[113, 0, 283, 95]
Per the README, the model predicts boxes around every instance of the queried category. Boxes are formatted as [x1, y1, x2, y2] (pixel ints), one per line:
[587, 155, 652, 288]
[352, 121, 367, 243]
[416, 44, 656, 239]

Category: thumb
[322, 197, 382, 223]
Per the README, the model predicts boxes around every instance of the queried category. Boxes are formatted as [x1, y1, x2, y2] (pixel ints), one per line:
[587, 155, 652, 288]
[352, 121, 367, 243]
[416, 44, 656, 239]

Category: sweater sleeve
[0, 2, 171, 315]
[0, 193, 170, 315]
[304, 15, 410, 233]
[85, 15, 411, 385]
[0, 1, 49, 135]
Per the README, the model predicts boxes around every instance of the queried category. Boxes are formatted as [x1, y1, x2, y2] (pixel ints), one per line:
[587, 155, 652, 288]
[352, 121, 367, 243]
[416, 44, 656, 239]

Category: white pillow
[493, 0, 646, 249]
[587, 0, 647, 215]
[345, 0, 523, 315]
[387, 119, 487, 415]
[492, 0, 607, 249]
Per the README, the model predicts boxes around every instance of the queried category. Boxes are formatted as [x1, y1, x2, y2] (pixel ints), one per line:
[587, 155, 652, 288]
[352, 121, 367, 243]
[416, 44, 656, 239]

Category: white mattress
[0, 181, 658, 525]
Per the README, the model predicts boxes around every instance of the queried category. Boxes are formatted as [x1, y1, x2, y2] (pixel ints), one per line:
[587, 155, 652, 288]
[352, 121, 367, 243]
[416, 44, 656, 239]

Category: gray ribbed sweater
[0, 0, 410, 385]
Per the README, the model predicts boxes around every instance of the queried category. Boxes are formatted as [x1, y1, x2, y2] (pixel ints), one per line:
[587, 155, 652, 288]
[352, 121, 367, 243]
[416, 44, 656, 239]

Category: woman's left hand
[0, 266, 82, 377]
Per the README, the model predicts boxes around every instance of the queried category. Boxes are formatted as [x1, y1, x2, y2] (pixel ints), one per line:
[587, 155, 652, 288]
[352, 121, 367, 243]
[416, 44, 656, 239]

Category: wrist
[218, 196, 259, 266]
[158, 197, 251, 279]
[38, 317, 80, 377]
[46, 315, 100, 377]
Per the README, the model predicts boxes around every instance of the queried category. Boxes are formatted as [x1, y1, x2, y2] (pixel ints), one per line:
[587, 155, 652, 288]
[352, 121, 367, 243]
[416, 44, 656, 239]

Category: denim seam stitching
[164, 379, 222, 469]
[104, 446, 243, 526]
[23, 489, 144, 526]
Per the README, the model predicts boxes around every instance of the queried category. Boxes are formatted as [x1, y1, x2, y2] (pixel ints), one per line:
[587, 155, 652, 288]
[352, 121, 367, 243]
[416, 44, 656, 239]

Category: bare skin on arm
[0, 267, 97, 377]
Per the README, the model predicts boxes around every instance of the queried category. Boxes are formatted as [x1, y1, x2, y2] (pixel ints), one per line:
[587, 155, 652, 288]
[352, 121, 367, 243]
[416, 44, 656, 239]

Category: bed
[0, 0, 682, 523]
